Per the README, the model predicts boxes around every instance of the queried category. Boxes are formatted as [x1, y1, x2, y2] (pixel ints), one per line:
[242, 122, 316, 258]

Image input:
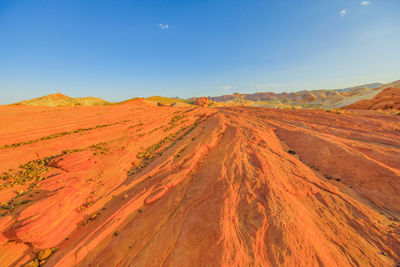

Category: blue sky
[0, 0, 399, 104]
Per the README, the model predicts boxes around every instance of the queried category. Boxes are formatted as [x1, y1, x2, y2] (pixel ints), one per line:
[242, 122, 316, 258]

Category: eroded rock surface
[0, 104, 399, 266]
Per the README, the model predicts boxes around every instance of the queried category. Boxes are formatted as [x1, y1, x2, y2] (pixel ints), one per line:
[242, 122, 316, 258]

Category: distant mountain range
[197, 83, 385, 109]
[8, 81, 399, 110]
[336, 83, 383, 92]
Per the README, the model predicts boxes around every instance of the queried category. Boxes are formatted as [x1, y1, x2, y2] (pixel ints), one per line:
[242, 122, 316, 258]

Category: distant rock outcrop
[342, 81, 400, 110]
[13, 93, 111, 106]
[193, 97, 210, 107]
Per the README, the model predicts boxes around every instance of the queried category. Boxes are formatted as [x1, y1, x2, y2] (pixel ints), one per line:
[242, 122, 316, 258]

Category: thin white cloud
[158, 23, 169, 30]
[221, 86, 233, 90]
[339, 9, 348, 16]
[361, 1, 371, 5]
[250, 83, 281, 89]
[265, 83, 281, 88]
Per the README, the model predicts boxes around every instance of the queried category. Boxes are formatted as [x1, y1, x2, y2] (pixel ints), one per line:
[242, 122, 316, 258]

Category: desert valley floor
[0, 102, 399, 266]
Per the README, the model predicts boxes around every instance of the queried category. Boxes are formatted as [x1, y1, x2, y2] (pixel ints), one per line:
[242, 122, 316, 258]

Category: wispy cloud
[339, 9, 348, 16]
[266, 83, 281, 88]
[360, 1, 371, 5]
[221, 86, 233, 90]
[250, 83, 281, 89]
[158, 23, 169, 30]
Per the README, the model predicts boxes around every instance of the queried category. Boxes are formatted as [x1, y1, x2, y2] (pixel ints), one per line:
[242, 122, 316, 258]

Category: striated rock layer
[0, 104, 399, 266]
[191, 83, 385, 109]
[343, 81, 400, 110]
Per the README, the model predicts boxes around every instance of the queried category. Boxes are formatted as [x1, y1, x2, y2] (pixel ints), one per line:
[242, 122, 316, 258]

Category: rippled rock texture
[0, 104, 399, 266]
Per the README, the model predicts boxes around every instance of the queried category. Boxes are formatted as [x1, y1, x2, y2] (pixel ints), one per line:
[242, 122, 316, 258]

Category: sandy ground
[0, 104, 399, 266]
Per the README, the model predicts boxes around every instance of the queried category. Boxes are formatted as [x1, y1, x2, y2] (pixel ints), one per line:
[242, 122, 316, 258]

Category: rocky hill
[13, 93, 112, 106]
[342, 81, 400, 110]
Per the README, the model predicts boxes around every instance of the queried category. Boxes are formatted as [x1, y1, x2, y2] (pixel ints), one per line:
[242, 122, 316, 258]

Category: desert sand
[0, 103, 399, 266]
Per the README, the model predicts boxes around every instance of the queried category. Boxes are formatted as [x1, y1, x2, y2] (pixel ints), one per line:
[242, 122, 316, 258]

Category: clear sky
[0, 0, 399, 104]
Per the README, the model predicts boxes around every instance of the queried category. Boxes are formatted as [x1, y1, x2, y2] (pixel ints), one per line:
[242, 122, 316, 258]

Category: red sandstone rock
[193, 97, 210, 107]
[343, 86, 400, 110]
[0, 104, 399, 266]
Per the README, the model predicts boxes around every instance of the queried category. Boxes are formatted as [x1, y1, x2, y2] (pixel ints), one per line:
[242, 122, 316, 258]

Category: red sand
[0, 104, 399, 266]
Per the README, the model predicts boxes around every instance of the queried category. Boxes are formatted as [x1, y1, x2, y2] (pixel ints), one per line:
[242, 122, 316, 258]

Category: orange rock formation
[193, 97, 210, 107]
[0, 104, 399, 266]
[343, 86, 400, 110]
